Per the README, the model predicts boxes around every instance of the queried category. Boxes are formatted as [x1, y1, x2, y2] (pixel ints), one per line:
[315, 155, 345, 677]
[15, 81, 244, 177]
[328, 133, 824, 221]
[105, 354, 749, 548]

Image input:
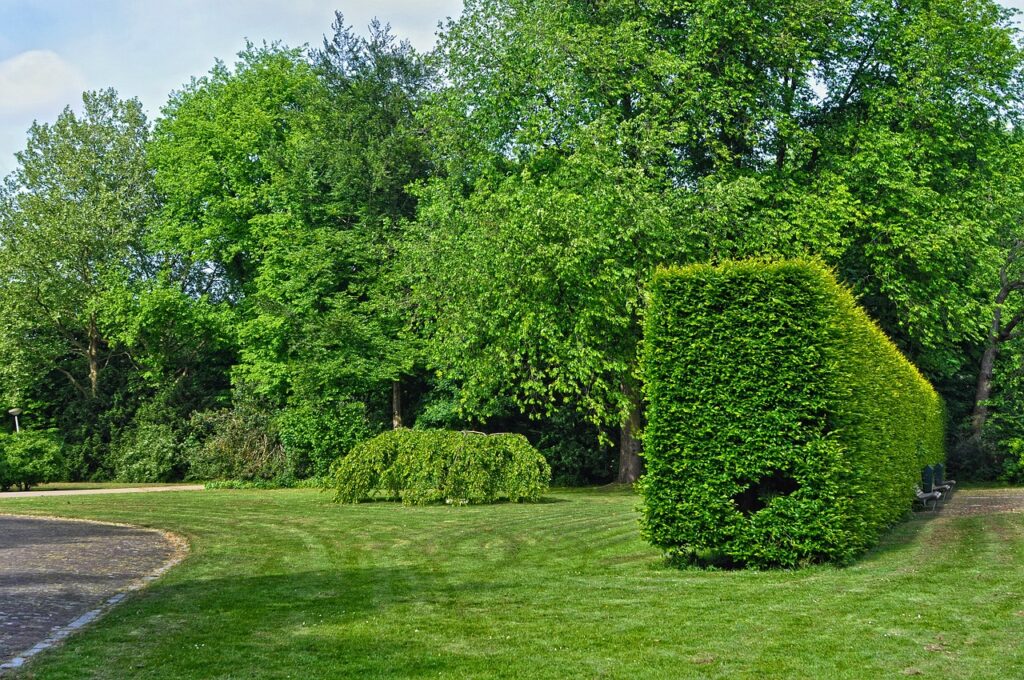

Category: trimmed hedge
[640, 260, 945, 568]
[330, 429, 551, 505]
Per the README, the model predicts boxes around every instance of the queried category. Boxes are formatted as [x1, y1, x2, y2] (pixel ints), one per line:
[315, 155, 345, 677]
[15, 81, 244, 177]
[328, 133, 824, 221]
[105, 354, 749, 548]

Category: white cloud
[0, 50, 85, 119]
[0, 2, 464, 176]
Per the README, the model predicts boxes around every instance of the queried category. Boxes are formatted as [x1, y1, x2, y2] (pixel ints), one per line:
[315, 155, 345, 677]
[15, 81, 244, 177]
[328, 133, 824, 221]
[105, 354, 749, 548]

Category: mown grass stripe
[1, 488, 1022, 679]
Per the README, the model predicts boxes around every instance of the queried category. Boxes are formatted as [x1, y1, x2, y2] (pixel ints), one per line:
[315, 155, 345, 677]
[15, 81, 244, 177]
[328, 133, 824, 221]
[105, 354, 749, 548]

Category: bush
[330, 429, 551, 505]
[278, 401, 371, 479]
[640, 260, 945, 568]
[109, 397, 188, 483]
[0, 430, 65, 491]
[950, 434, 1002, 482]
[531, 411, 616, 486]
[1000, 438, 1024, 484]
[110, 421, 182, 483]
[186, 395, 287, 482]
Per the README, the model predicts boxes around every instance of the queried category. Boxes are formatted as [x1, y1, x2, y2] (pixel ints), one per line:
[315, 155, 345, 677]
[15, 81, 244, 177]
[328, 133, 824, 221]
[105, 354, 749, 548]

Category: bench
[915, 464, 956, 511]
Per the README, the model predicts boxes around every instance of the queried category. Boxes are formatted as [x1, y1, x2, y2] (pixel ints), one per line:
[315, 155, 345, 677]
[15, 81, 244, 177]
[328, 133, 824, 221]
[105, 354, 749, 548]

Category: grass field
[1, 487, 1022, 679]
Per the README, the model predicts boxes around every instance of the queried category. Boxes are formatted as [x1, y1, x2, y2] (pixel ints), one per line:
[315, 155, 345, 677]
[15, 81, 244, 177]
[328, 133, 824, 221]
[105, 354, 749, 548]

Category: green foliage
[949, 435, 1003, 482]
[106, 386, 204, 483]
[411, 0, 696, 435]
[278, 401, 371, 479]
[185, 387, 287, 482]
[640, 260, 945, 567]
[408, 378, 615, 485]
[999, 438, 1024, 484]
[411, 0, 1023, 480]
[150, 23, 430, 450]
[0, 90, 153, 396]
[2, 2, 1022, 486]
[0, 90, 156, 477]
[530, 411, 616, 486]
[110, 421, 182, 484]
[331, 429, 551, 505]
[0, 430, 65, 491]
[99, 279, 235, 392]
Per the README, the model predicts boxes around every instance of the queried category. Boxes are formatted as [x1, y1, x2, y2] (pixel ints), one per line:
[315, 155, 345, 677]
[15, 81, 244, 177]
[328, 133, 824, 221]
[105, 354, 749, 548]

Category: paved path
[940, 487, 1024, 516]
[0, 485, 204, 499]
[0, 516, 185, 672]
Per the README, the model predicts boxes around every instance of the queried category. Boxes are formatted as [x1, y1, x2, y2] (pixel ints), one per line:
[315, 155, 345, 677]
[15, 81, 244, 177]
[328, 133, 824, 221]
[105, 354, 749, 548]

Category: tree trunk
[617, 386, 643, 484]
[971, 341, 999, 437]
[971, 259, 1015, 438]
[391, 379, 403, 429]
[87, 315, 100, 398]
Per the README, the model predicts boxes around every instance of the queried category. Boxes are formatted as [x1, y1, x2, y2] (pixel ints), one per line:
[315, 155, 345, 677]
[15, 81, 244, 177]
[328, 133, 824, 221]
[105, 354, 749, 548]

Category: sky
[0, 0, 463, 176]
[0, 0, 1022, 177]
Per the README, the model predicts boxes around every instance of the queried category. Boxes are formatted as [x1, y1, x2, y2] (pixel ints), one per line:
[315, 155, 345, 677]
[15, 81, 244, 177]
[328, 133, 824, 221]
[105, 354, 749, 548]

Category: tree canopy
[1, 2, 1023, 484]
[408, 0, 1023, 480]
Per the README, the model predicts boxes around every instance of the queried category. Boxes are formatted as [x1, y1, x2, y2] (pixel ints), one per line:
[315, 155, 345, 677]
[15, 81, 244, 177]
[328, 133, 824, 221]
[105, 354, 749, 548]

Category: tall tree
[965, 133, 1024, 441]
[150, 21, 432, 463]
[410, 0, 1023, 482]
[0, 89, 154, 403]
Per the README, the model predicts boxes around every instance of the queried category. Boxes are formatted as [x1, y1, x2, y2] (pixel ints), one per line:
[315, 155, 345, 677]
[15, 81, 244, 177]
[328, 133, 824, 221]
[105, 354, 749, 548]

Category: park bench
[915, 485, 942, 510]
[933, 463, 956, 493]
[915, 464, 955, 511]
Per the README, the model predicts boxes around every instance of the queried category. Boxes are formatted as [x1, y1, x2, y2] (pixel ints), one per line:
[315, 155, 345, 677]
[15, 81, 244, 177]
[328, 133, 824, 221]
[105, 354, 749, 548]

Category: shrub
[0, 430, 65, 491]
[330, 429, 551, 505]
[1000, 438, 1024, 484]
[950, 434, 1002, 482]
[109, 397, 188, 483]
[110, 421, 182, 483]
[186, 397, 286, 482]
[640, 260, 945, 568]
[532, 411, 616, 486]
[278, 401, 371, 479]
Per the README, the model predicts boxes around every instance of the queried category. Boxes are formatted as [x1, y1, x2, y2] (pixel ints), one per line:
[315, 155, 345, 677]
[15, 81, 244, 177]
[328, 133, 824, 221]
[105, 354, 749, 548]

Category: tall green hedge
[640, 260, 945, 568]
[330, 429, 551, 505]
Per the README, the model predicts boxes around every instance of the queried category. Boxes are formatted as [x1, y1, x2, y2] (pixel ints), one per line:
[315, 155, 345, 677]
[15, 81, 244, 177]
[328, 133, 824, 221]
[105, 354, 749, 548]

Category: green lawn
[2, 487, 1022, 679]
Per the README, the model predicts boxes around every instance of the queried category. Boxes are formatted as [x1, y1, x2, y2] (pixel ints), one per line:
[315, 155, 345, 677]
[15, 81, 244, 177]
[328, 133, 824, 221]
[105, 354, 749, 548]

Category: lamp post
[8, 408, 22, 433]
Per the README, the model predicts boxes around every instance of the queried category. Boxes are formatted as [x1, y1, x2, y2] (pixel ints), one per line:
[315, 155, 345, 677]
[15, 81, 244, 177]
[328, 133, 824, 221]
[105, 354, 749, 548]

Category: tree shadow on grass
[531, 496, 569, 504]
[332, 495, 567, 506]
[24, 566, 499, 679]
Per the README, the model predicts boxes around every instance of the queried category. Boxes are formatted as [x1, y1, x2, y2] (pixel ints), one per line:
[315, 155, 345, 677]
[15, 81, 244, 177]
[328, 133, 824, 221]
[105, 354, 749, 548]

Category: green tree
[960, 133, 1024, 471]
[304, 14, 434, 428]
[0, 89, 154, 403]
[410, 0, 1023, 481]
[150, 21, 432, 470]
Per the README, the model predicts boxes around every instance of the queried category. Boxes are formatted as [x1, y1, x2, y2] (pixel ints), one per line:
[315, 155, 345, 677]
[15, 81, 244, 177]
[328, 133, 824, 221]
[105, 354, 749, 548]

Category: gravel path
[940, 487, 1024, 516]
[0, 485, 204, 499]
[0, 516, 186, 672]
